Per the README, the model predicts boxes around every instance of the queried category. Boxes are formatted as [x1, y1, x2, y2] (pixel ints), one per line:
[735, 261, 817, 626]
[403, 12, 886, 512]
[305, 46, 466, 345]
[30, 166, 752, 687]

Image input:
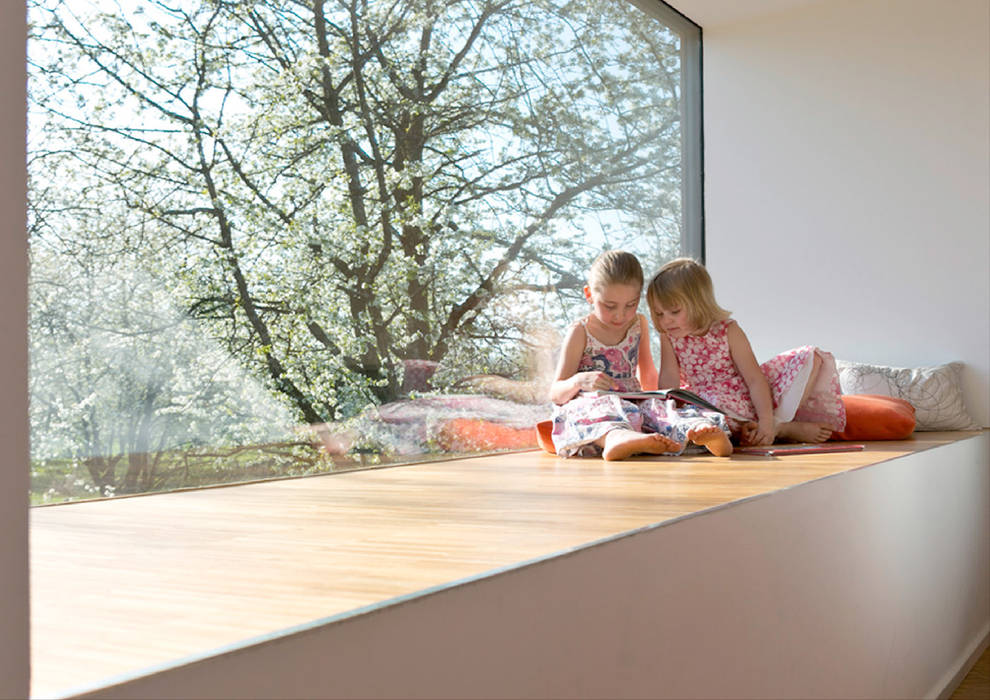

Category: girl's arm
[726, 321, 775, 445]
[657, 333, 680, 389]
[635, 314, 659, 391]
[549, 323, 615, 404]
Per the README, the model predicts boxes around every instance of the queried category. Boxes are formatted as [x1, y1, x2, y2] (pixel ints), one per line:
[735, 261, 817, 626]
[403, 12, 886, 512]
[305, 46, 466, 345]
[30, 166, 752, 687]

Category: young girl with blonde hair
[550, 251, 733, 460]
[647, 258, 845, 445]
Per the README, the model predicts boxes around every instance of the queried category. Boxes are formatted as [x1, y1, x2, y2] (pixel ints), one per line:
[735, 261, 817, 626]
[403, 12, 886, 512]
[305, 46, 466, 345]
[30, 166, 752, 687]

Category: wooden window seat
[31, 430, 988, 699]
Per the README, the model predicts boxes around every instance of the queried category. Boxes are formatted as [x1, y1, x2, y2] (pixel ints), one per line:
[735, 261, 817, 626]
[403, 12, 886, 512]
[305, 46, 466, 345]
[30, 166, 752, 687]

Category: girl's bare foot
[687, 424, 733, 457]
[601, 429, 681, 461]
[776, 421, 833, 443]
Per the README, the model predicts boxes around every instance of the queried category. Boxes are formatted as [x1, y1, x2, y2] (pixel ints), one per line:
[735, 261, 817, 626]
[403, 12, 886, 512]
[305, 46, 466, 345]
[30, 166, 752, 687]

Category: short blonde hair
[588, 250, 643, 294]
[647, 258, 730, 332]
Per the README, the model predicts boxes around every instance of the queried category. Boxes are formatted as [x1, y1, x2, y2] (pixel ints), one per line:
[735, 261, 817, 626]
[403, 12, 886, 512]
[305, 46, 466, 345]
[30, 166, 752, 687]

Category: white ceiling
[665, 0, 822, 27]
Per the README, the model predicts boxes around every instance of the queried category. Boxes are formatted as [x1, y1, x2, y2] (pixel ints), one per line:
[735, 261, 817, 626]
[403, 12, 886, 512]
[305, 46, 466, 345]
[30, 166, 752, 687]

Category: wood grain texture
[30, 433, 974, 697]
[951, 643, 990, 700]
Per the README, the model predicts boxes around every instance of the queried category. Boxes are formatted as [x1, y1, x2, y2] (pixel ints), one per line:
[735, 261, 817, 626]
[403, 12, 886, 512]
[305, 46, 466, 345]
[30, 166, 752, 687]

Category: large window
[27, 0, 702, 502]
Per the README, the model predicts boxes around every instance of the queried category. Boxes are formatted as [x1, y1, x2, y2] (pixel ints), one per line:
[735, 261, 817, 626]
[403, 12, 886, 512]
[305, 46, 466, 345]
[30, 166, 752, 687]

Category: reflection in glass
[27, 0, 691, 502]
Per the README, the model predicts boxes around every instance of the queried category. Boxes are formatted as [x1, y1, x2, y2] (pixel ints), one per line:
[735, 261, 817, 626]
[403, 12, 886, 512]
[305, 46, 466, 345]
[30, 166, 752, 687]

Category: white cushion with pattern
[836, 360, 979, 431]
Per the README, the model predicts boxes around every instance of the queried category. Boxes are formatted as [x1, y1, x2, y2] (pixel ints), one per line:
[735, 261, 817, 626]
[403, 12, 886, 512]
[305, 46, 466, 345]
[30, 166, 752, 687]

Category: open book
[583, 388, 751, 422]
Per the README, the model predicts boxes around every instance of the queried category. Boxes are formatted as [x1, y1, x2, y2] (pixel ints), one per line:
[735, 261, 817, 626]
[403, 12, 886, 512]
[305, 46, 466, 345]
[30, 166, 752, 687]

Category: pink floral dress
[669, 320, 846, 432]
[551, 316, 729, 457]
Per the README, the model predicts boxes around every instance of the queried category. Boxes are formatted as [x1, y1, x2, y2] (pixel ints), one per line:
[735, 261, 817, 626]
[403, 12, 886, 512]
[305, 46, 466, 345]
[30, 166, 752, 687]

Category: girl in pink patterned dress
[550, 251, 733, 460]
[646, 258, 846, 446]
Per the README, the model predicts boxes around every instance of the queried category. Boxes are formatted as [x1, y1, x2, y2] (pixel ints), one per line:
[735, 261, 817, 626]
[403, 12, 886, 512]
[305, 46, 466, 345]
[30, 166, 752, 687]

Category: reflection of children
[647, 258, 846, 445]
[550, 251, 732, 460]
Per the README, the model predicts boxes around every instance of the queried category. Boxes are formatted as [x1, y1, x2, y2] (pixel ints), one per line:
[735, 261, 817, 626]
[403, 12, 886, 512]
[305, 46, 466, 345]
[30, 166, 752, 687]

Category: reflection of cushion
[434, 418, 538, 452]
[536, 419, 556, 454]
[836, 360, 979, 431]
[830, 394, 916, 441]
[400, 359, 439, 393]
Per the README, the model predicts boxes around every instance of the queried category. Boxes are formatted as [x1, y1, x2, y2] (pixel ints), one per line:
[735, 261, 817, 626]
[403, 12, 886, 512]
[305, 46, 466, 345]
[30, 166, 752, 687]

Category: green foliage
[29, 241, 300, 494]
[27, 0, 687, 496]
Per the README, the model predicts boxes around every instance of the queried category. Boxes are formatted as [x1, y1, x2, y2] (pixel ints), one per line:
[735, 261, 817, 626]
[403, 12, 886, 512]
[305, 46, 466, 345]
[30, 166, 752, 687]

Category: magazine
[734, 443, 866, 456]
[583, 388, 751, 422]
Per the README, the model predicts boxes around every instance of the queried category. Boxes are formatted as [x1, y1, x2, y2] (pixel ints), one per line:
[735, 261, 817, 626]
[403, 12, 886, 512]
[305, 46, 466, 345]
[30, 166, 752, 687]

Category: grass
[30, 441, 336, 505]
[29, 440, 503, 506]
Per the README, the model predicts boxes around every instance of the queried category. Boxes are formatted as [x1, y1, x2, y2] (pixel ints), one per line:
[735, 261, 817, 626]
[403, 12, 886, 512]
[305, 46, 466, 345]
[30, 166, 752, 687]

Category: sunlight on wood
[30, 433, 973, 697]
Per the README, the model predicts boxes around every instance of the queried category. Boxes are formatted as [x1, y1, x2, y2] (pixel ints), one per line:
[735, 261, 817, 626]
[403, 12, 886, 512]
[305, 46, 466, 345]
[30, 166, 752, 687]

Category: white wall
[696, 0, 990, 426]
[0, 3, 30, 698]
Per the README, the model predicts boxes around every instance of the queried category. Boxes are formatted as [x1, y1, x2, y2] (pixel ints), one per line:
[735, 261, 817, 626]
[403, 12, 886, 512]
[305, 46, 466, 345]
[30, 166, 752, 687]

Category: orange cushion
[434, 418, 538, 452]
[831, 394, 916, 441]
[536, 419, 556, 454]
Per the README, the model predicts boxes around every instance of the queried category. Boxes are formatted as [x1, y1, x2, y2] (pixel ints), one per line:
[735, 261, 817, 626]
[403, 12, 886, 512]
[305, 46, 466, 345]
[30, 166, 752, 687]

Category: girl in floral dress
[647, 258, 846, 445]
[550, 251, 733, 460]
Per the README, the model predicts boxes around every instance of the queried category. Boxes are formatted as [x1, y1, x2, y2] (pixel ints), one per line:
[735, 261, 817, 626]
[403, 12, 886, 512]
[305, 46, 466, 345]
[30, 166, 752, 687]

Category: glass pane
[27, 0, 693, 503]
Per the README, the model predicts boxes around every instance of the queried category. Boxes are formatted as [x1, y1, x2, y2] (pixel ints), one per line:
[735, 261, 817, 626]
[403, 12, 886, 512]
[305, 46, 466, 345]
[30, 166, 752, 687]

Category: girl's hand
[726, 322, 776, 444]
[750, 419, 775, 446]
[549, 323, 617, 404]
[574, 371, 616, 393]
[740, 420, 774, 446]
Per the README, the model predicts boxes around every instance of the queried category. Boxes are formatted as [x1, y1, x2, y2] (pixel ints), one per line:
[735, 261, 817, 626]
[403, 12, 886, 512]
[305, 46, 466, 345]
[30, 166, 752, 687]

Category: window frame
[630, 0, 704, 262]
[1, 2, 30, 695]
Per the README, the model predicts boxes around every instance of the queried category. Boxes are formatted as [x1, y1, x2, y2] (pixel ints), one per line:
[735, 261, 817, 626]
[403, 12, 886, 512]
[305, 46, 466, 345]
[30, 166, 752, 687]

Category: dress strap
[705, 318, 733, 338]
[581, 315, 641, 349]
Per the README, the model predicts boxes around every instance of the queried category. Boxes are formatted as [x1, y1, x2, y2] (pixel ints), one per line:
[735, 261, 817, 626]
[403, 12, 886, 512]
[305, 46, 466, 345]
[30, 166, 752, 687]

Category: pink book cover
[735, 443, 866, 456]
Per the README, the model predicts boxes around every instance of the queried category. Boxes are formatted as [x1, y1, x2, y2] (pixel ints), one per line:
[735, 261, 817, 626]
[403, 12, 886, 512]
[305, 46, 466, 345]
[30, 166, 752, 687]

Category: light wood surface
[30, 433, 974, 697]
[951, 643, 990, 700]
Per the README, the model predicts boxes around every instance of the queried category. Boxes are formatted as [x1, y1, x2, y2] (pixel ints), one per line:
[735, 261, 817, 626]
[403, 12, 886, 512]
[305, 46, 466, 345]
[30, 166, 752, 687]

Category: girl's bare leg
[599, 429, 681, 461]
[777, 352, 832, 443]
[798, 352, 823, 406]
[687, 424, 733, 456]
[776, 421, 833, 443]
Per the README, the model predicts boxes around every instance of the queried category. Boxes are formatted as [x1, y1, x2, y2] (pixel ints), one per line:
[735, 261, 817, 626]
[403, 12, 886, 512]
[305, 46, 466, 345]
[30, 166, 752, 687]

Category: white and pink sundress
[669, 319, 846, 432]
